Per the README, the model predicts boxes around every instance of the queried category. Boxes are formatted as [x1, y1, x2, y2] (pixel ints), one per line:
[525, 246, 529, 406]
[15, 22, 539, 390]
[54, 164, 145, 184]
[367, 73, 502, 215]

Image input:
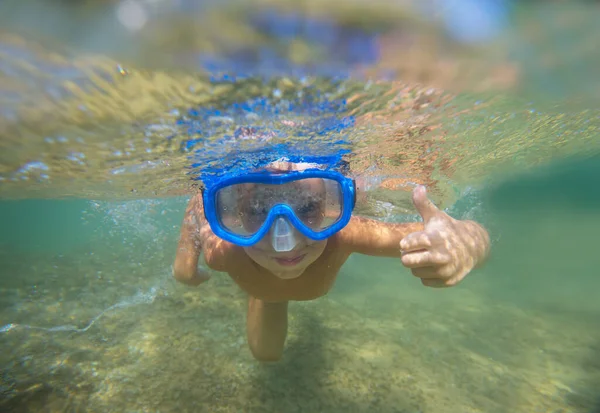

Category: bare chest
[227, 250, 350, 302]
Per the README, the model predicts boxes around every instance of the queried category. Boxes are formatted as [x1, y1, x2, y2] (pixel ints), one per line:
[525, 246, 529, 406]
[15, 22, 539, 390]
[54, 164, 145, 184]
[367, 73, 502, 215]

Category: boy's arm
[337, 216, 424, 257]
[173, 194, 208, 286]
[173, 194, 234, 285]
[339, 185, 491, 288]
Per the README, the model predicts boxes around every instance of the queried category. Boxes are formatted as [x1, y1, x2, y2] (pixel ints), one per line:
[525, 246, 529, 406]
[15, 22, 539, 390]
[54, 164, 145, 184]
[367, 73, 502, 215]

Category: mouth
[273, 253, 307, 267]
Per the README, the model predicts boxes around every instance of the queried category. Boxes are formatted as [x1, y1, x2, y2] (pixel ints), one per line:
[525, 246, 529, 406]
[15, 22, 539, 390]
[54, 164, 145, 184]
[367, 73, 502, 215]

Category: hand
[172, 265, 211, 286]
[399, 185, 490, 288]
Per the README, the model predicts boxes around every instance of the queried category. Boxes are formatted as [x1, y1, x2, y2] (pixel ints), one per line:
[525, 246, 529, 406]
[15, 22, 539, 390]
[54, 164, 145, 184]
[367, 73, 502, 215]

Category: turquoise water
[1, 1, 600, 412]
[1, 157, 599, 412]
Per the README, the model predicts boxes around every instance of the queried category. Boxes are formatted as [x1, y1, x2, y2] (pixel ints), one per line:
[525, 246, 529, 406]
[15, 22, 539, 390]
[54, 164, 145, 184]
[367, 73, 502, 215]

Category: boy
[173, 160, 490, 362]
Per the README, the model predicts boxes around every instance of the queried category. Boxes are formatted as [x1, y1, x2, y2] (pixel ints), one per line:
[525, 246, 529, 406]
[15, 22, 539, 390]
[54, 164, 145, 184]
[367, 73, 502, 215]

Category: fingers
[420, 278, 450, 288]
[400, 231, 434, 252]
[400, 231, 449, 268]
[412, 185, 440, 223]
[411, 268, 458, 288]
[400, 248, 455, 287]
[400, 250, 451, 268]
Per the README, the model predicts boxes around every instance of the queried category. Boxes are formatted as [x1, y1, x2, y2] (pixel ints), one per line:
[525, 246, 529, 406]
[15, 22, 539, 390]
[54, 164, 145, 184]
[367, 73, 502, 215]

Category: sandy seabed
[1, 244, 598, 413]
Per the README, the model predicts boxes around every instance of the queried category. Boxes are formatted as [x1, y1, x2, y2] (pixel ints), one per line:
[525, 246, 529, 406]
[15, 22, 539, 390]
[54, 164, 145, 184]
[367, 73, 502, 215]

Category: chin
[272, 269, 305, 280]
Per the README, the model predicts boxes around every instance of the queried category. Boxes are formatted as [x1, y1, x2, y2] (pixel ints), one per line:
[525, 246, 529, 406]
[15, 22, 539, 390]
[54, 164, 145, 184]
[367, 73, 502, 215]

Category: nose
[270, 216, 299, 252]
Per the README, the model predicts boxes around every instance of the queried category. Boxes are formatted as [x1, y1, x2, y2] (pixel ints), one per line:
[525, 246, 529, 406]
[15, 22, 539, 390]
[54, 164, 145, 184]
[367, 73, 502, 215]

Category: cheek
[306, 240, 327, 258]
[255, 237, 275, 252]
[244, 248, 266, 266]
[245, 241, 274, 259]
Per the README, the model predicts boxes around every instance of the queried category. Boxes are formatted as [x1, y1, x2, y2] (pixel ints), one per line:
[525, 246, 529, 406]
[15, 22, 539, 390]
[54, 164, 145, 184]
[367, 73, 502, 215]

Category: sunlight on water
[0, 0, 599, 412]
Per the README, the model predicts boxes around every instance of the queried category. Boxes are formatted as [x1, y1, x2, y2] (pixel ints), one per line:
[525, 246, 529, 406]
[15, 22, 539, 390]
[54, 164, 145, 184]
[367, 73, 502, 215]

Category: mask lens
[214, 177, 344, 238]
[293, 178, 342, 230]
[215, 185, 264, 237]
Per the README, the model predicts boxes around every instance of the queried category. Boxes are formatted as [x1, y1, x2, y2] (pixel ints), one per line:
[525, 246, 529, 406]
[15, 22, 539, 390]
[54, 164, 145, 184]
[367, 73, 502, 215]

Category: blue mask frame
[202, 169, 356, 247]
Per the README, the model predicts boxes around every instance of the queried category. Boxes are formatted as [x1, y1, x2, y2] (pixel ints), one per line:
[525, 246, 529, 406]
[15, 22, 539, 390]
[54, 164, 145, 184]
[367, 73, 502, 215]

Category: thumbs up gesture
[400, 186, 490, 288]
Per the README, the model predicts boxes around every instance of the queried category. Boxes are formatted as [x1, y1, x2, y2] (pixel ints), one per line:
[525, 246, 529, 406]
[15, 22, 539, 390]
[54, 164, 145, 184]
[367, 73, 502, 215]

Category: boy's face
[243, 229, 327, 280]
[237, 162, 329, 279]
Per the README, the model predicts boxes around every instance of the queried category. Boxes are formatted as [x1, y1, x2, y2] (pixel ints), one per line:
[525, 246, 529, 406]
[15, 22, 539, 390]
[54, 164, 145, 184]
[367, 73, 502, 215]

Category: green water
[1, 156, 599, 412]
[1, 1, 600, 412]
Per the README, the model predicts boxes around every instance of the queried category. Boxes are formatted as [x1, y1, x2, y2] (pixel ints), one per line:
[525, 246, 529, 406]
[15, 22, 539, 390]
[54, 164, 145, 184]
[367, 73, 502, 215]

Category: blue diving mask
[202, 169, 356, 248]
[271, 216, 297, 252]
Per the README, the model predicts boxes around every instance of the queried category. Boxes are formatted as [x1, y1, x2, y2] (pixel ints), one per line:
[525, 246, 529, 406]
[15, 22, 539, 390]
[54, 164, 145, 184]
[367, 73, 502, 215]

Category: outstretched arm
[337, 216, 424, 257]
[340, 185, 491, 288]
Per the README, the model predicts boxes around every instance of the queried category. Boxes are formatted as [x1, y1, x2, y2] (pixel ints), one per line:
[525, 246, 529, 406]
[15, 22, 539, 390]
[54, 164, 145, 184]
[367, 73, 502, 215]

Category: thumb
[412, 185, 441, 223]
